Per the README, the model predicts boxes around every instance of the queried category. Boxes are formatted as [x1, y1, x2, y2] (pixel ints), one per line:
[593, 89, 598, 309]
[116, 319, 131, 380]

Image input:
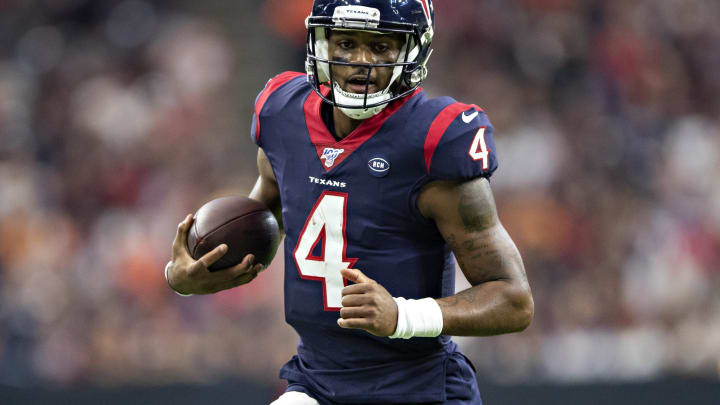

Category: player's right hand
[166, 214, 265, 295]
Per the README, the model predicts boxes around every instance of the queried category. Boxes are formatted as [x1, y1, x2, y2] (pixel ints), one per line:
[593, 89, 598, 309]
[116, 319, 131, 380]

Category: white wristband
[389, 297, 444, 339]
[165, 261, 193, 296]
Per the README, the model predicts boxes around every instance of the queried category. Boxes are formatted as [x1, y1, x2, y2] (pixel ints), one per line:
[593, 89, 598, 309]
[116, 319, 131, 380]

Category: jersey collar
[304, 85, 422, 172]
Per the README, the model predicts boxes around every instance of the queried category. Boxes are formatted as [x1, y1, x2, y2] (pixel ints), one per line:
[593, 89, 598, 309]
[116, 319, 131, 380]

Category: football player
[166, 1, 534, 404]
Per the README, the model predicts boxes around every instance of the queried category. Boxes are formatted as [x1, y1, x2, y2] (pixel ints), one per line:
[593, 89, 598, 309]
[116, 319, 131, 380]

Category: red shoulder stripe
[423, 103, 482, 173]
[255, 72, 305, 143]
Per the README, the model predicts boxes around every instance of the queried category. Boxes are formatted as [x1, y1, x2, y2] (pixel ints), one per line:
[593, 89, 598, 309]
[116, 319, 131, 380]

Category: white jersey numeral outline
[293, 191, 357, 311]
[468, 126, 490, 170]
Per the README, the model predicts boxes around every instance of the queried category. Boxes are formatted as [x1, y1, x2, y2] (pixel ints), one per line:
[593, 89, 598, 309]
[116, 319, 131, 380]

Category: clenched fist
[337, 268, 398, 337]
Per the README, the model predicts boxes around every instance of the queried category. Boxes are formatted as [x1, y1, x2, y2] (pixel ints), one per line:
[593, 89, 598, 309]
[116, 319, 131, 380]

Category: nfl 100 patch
[321, 147, 345, 168]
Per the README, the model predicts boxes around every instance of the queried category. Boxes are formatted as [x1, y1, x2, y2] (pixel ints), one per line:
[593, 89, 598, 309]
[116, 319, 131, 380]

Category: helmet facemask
[306, 10, 433, 120]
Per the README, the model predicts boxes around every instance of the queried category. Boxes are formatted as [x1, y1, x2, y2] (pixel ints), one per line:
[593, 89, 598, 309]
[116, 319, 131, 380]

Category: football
[186, 196, 281, 271]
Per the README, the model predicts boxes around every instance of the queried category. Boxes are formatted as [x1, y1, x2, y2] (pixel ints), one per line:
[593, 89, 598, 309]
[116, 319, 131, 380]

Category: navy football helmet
[306, 0, 435, 119]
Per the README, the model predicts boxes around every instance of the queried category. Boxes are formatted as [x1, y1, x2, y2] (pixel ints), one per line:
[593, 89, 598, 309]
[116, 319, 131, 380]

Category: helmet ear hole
[312, 27, 330, 83]
[409, 47, 432, 86]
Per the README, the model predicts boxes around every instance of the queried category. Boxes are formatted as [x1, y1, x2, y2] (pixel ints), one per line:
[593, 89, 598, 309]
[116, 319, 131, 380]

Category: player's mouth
[345, 75, 378, 93]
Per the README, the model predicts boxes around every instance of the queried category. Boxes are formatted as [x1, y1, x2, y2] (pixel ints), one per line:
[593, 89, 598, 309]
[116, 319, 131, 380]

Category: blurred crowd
[0, 0, 718, 389]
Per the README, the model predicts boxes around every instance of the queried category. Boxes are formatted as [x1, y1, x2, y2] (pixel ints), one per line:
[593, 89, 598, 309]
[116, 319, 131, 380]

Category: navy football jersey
[251, 72, 498, 403]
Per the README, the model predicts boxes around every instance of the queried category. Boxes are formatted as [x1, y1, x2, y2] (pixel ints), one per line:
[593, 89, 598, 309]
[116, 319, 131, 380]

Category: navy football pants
[284, 352, 482, 405]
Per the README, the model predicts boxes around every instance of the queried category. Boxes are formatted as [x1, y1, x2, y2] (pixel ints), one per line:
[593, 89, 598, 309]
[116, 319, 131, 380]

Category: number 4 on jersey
[468, 126, 489, 170]
[293, 191, 358, 311]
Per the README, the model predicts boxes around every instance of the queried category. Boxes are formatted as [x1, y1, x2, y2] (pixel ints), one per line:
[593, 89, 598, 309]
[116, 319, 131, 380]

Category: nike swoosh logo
[462, 111, 479, 123]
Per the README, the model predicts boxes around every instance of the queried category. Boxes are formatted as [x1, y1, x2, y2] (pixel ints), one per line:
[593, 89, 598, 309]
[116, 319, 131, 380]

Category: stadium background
[0, 0, 719, 403]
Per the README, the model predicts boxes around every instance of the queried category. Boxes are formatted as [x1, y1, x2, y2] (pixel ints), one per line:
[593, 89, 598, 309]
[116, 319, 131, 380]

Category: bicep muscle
[418, 177, 526, 286]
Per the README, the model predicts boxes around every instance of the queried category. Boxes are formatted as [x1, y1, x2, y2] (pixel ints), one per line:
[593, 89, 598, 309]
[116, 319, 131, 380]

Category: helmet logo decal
[321, 147, 346, 168]
[416, 0, 432, 26]
[332, 6, 381, 29]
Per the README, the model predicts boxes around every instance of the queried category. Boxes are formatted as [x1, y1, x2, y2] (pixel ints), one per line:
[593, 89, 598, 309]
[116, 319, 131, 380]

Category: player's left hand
[337, 268, 398, 337]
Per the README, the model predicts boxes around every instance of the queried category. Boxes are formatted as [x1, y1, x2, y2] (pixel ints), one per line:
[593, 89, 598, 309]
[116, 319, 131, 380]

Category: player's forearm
[249, 176, 284, 233]
[253, 148, 284, 232]
[436, 280, 533, 336]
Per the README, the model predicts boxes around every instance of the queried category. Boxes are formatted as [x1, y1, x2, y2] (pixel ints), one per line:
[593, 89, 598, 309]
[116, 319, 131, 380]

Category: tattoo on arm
[439, 288, 477, 307]
[415, 176, 535, 335]
[446, 182, 524, 284]
[440, 227, 524, 328]
[446, 228, 502, 261]
[425, 179, 533, 334]
[458, 181, 496, 232]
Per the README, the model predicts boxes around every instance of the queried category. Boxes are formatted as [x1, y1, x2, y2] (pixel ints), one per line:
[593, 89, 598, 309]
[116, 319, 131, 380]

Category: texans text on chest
[308, 176, 347, 188]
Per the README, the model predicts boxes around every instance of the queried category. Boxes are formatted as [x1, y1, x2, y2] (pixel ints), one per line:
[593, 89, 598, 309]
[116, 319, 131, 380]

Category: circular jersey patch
[367, 157, 390, 177]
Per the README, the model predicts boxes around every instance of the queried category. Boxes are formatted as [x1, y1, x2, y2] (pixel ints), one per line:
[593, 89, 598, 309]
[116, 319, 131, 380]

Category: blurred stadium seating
[0, 0, 718, 403]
